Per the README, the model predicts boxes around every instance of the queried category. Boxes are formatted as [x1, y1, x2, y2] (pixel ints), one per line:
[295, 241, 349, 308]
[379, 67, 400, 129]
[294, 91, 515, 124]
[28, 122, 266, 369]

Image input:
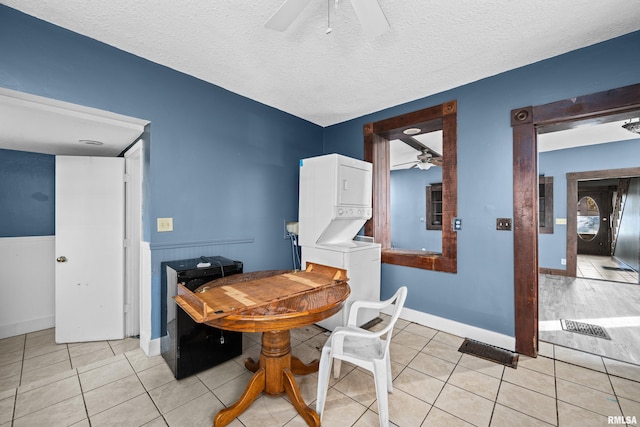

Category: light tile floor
[577, 254, 638, 284]
[1, 317, 639, 426]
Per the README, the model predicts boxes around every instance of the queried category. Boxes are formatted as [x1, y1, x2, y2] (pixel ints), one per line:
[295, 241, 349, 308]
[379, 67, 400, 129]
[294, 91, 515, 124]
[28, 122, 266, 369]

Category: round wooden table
[196, 270, 350, 427]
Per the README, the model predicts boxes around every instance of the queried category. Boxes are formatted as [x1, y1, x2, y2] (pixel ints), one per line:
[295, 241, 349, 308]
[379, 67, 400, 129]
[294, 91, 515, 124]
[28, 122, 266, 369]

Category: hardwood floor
[539, 273, 640, 365]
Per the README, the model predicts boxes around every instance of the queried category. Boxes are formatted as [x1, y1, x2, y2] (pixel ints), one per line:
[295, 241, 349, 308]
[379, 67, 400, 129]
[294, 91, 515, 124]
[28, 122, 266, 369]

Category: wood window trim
[511, 83, 640, 357]
[364, 101, 457, 273]
[426, 183, 443, 230]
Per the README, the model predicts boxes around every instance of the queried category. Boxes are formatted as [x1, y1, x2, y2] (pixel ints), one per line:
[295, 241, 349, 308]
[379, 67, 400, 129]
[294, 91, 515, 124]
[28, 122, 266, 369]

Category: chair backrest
[380, 286, 407, 332]
[346, 286, 406, 358]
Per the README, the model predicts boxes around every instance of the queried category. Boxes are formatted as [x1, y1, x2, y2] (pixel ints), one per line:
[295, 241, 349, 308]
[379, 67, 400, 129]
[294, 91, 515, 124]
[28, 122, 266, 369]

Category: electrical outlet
[496, 218, 512, 231]
[157, 217, 173, 232]
[284, 219, 298, 239]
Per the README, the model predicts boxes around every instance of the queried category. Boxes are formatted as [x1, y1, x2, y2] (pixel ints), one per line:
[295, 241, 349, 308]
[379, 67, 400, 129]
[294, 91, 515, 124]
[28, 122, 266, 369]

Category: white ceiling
[2, 1, 639, 157]
[3, 0, 640, 128]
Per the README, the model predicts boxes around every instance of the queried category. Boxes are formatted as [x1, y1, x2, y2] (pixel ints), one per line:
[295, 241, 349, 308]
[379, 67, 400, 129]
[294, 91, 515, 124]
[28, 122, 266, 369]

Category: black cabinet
[161, 256, 243, 379]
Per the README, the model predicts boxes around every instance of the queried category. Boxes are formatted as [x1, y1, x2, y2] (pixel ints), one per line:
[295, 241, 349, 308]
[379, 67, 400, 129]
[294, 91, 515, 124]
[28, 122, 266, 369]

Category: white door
[55, 156, 125, 343]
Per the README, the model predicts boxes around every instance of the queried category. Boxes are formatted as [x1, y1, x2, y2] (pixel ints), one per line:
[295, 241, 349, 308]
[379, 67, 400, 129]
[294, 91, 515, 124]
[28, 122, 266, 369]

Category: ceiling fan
[392, 137, 443, 170]
[265, 0, 390, 38]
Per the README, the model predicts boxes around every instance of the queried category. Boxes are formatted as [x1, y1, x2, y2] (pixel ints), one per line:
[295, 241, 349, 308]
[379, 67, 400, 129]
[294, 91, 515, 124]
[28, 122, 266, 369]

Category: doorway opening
[511, 83, 640, 357]
[574, 176, 639, 284]
[0, 87, 148, 344]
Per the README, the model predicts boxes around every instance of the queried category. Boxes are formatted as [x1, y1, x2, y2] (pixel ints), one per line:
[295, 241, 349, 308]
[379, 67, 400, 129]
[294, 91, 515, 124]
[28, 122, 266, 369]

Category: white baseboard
[0, 315, 55, 340]
[383, 305, 516, 351]
[139, 332, 161, 356]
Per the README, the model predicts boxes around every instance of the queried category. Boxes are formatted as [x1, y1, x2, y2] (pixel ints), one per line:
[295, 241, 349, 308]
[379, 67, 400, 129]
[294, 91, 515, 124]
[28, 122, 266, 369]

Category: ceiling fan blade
[265, 0, 309, 31]
[349, 0, 390, 38]
[393, 160, 418, 167]
[430, 157, 444, 166]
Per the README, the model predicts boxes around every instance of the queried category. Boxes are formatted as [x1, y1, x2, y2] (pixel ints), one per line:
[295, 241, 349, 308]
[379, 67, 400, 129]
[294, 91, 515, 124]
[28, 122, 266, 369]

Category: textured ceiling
[3, 1, 640, 127]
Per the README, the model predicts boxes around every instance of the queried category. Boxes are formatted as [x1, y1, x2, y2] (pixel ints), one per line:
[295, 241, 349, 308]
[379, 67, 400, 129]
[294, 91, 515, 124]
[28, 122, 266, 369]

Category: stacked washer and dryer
[298, 154, 381, 331]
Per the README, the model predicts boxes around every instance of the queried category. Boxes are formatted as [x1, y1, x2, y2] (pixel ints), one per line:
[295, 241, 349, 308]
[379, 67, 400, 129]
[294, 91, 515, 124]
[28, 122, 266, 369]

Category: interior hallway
[2, 316, 640, 426]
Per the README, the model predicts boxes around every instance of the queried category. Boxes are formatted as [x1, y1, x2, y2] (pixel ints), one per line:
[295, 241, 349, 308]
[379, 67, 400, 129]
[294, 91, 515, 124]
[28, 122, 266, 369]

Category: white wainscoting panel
[0, 236, 56, 339]
[139, 240, 159, 356]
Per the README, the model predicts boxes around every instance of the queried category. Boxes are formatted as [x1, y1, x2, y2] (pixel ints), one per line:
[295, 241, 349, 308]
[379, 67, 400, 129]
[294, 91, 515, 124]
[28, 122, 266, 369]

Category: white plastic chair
[315, 286, 408, 427]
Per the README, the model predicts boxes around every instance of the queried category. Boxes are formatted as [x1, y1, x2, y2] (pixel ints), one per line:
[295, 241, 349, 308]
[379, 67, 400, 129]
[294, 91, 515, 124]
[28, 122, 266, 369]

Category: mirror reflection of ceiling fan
[265, 0, 390, 38]
[393, 136, 443, 170]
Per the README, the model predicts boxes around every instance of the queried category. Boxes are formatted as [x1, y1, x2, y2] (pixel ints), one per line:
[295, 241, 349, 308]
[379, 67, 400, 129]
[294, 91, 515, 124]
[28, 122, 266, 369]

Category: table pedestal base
[213, 330, 321, 427]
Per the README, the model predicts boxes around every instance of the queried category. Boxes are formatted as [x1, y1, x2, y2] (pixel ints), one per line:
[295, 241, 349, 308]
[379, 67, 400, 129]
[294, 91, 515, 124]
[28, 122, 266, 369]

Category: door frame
[124, 141, 143, 337]
[567, 168, 640, 275]
[511, 83, 640, 356]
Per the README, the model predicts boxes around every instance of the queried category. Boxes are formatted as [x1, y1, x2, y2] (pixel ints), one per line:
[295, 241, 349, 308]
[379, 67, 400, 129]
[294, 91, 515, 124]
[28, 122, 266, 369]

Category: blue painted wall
[390, 168, 443, 252]
[0, 149, 54, 237]
[0, 6, 324, 339]
[538, 139, 640, 270]
[1, 4, 639, 339]
[324, 31, 640, 336]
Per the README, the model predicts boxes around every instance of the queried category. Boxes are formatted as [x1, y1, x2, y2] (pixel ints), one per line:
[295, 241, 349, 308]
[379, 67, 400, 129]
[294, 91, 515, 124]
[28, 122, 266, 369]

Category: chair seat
[325, 328, 385, 361]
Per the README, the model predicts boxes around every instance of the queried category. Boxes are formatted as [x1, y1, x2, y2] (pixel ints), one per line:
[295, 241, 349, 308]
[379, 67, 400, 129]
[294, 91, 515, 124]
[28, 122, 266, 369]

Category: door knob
[56, 256, 67, 263]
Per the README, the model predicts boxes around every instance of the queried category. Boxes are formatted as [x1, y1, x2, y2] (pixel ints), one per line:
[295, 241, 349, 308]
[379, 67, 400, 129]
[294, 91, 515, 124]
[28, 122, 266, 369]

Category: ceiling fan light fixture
[403, 127, 421, 135]
[416, 162, 433, 170]
[622, 119, 640, 134]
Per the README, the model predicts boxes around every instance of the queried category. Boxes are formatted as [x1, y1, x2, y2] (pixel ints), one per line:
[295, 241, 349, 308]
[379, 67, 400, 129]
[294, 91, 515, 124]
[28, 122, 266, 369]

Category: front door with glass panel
[577, 189, 612, 256]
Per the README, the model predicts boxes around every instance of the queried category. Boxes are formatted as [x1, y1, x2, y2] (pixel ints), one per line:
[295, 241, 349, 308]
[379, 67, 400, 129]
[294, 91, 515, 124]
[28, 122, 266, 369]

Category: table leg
[283, 368, 321, 427]
[244, 358, 260, 373]
[213, 368, 265, 427]
[291, 356, 319, 375]
[213, 330, 321, 427]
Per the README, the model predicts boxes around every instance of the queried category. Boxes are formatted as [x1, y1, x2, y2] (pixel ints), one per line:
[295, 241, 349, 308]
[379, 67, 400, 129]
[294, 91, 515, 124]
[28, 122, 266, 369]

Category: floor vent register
[560, 319, 611, 340]
[458, 339, 518, 369]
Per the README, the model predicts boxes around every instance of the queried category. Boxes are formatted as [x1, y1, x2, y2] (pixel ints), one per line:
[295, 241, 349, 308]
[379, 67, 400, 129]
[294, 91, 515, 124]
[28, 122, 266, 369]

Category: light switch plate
[157, 217, 173, 232]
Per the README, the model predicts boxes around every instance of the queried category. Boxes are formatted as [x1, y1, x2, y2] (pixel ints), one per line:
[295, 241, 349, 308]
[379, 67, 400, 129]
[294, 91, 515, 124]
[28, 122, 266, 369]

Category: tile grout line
[409, 333, 456, 425]
[126, 351, 168, 426]
[552, 343, 558, 426]
[487, 355, 509, 427]
[11, 334, 27, 423]
[603, 356, 629, 420]
[76, 365, 92, 427]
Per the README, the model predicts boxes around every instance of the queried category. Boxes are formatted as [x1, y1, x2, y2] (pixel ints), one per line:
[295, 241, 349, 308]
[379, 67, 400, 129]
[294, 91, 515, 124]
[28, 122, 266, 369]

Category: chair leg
[332, 359, 342, 379]
[373, 360, 389, 427]
[385, 353, 393, 393]
[315, 347, 333, 419]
